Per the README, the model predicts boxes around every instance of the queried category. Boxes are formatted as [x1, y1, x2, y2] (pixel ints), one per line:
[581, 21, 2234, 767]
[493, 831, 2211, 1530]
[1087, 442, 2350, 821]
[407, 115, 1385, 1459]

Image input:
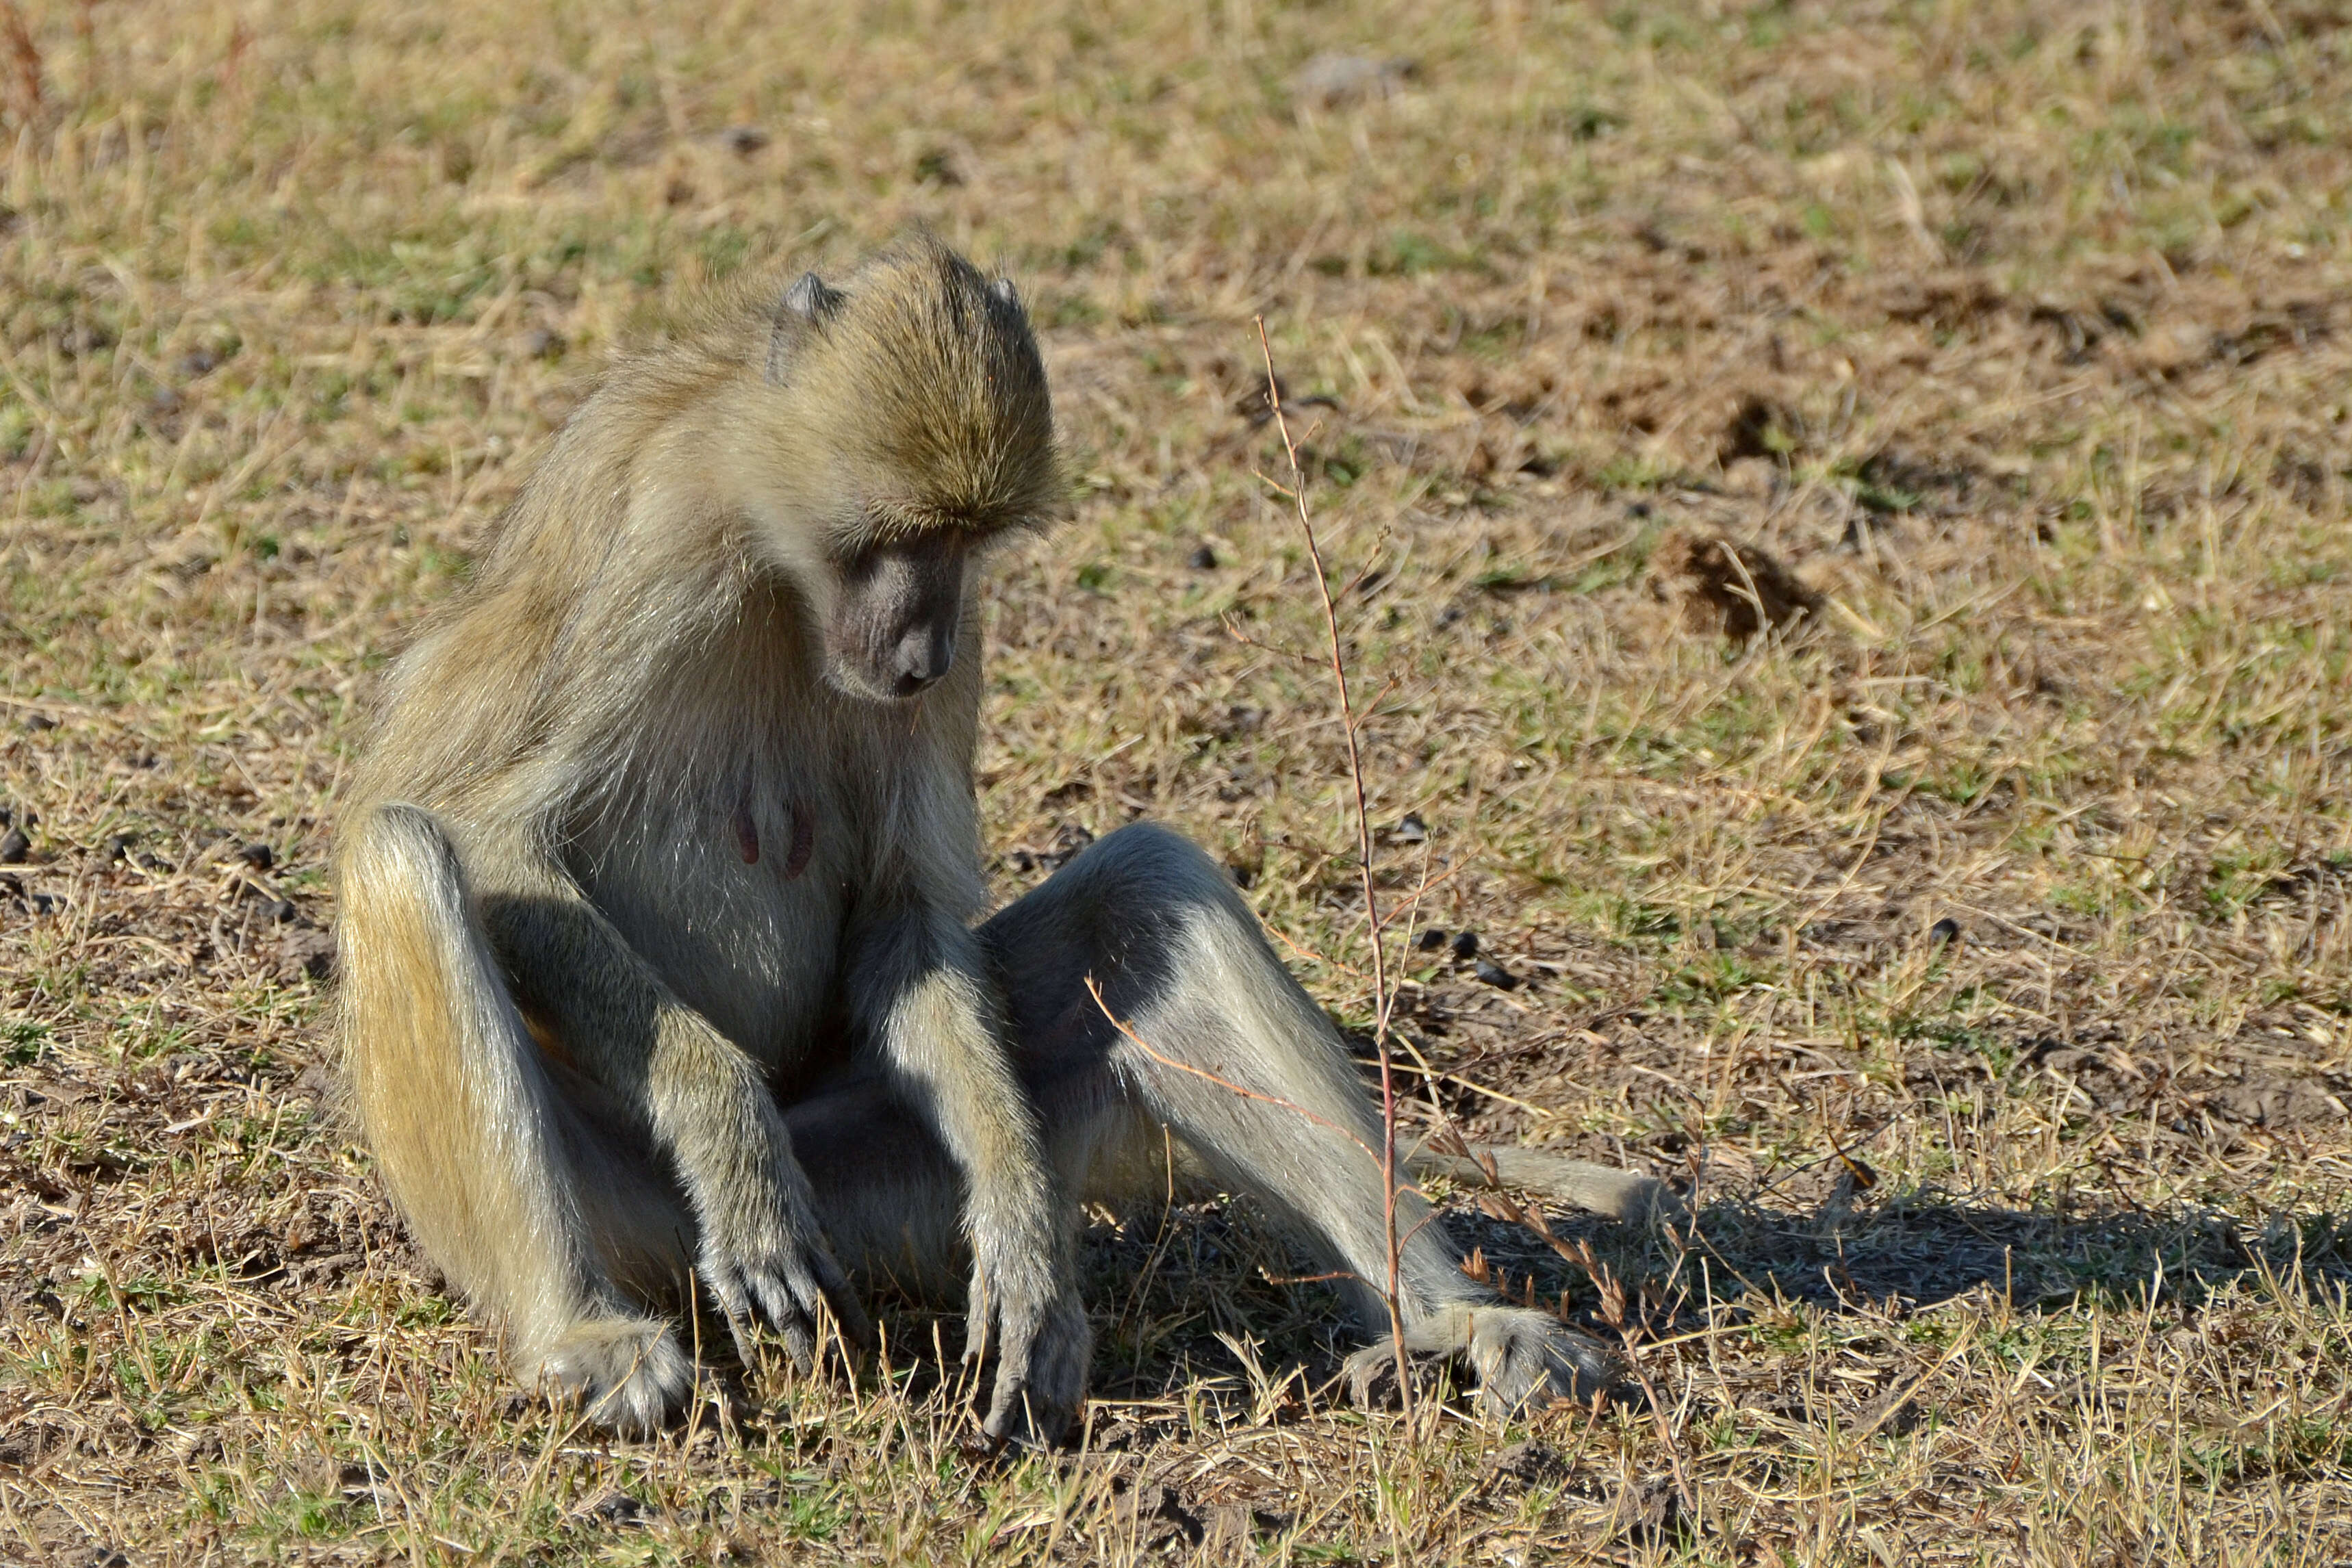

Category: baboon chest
[576, 764, 865, 1072]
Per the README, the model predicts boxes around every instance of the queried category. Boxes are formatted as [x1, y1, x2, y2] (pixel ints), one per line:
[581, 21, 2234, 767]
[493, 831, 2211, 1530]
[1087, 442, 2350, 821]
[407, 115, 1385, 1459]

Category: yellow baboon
[335, 235, 1670, 1441]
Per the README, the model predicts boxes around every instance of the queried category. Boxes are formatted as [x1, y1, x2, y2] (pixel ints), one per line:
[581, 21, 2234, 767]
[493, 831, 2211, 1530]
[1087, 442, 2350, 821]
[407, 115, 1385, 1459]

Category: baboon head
[745, 235, 1061, 703]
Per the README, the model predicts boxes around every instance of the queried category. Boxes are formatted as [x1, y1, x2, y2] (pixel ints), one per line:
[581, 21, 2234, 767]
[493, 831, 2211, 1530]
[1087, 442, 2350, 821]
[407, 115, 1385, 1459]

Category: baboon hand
[695, 1181, 873, 1370]
[964, 1255, 1090, 1448]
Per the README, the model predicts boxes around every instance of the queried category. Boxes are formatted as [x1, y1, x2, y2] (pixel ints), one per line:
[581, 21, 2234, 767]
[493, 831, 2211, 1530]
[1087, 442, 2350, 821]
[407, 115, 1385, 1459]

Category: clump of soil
[1650, 528, 1821, 640]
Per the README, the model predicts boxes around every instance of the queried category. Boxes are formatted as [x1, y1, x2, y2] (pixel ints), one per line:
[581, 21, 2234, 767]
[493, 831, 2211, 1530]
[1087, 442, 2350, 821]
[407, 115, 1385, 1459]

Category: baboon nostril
[891, 626, 952, 693]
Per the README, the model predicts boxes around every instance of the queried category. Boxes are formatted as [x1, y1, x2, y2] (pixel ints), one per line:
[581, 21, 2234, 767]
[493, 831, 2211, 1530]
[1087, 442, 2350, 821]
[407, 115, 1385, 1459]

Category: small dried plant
[1247, 318, 1418, 1419]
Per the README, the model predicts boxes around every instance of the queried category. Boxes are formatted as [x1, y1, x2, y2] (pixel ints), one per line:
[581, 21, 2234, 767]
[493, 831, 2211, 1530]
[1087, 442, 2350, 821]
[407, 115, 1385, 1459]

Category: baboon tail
[1408, 1145, 1679, 1223]
[336, 801, 587, 1356]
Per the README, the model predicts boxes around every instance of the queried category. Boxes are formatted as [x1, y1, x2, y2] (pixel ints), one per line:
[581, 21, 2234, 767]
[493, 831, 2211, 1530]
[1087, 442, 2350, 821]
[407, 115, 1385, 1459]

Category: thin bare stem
[1264, 919, 1360, 978]
[1083, 975, 1385, 1168]
[1253, 317, 1415, 1432]
[1219, 612, 1339, 670]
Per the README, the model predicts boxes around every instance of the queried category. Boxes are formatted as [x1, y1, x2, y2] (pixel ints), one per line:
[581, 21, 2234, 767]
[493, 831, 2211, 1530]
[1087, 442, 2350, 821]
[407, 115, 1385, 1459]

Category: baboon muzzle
[830, 539, 967, 702]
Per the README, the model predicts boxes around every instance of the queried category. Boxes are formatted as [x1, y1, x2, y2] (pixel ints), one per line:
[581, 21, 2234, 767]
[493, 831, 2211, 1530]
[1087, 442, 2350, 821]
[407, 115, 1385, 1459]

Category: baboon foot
[538, 1316, 695, 1436]
[1344, 1304, 1620, 1417]
[1463, 1305, 1620, 1415]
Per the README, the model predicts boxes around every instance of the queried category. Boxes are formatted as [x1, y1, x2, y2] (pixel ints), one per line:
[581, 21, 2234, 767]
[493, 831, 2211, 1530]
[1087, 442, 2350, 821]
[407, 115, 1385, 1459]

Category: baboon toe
[539, 1318, 695, 1436]
[1342, 1336, 1414, 1409]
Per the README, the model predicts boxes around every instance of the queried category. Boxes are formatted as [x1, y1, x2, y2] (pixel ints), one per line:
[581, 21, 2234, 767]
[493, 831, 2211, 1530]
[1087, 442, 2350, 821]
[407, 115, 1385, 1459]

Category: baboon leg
[778, 1081, 967, 1300]
[973, 821, 1631, 1416]
[338, 804, 696, 1432]
[782, 1068, 1164, 1303]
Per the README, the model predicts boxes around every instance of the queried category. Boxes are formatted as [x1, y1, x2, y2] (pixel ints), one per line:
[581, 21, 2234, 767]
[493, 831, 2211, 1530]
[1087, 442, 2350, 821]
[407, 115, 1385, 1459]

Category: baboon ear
[988, 277, 1021, 311]
[768, 272, 844, 383]
[782, 272, 843, 321]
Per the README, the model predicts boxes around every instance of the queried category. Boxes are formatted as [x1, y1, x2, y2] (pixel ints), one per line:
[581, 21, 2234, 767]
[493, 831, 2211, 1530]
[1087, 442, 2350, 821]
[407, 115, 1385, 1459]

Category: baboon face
[752, 244, 1058, 704]
[820, 535, 971, 702]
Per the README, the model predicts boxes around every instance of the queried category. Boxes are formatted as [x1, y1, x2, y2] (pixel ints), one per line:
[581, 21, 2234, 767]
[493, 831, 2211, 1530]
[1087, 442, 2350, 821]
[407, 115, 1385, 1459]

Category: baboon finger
[976, 1290, 1086, 1447]
[980, 1323, 1036, 1439]
[701, 1268, 760, 1367]
[982, 1365, 1073, 1449]
[747, 1270, 819, 1365]
[960, 1261, 995, 1365]
[719, 1309, 759, 1370]
[805, 1248, 874, 1352]
[1344, 1335, 1404, 1409]
[982, 1378, 1032, 1441]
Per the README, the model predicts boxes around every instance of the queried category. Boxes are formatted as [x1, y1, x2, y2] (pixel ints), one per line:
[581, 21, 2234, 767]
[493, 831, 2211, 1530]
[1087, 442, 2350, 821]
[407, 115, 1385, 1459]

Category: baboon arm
[841, 901, 1086, 1430]
[463, 836, 867, 1350]
[841, 905, 1059, 1232]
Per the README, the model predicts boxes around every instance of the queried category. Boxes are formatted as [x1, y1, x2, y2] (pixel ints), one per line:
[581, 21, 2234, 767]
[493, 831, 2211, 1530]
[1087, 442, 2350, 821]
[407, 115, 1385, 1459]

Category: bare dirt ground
[3, 1, 2350, 1562]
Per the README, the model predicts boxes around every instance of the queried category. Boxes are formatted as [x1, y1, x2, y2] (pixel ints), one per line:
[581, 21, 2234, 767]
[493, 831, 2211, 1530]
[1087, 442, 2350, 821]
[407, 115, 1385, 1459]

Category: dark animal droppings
[584, 1491, 645, 1526]
[235, 843, 274, 871]
[1929, 916, 1961, 947]
[1188, 543, 1218, 570]
[1473, 959, 1519, 990]
[0, 828, 29, 864]
[1450, 930, 1479, 960]
[1416, 928, 1448, 952]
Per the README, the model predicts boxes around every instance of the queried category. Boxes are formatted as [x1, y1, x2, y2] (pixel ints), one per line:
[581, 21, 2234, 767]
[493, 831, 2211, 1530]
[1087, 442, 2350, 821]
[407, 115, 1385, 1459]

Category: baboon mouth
[825, 661, 936, 704]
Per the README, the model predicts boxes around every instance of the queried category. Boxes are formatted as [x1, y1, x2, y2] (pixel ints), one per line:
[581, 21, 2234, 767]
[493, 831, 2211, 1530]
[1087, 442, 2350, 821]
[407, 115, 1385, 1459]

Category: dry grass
[3, 0, 2350, 1561]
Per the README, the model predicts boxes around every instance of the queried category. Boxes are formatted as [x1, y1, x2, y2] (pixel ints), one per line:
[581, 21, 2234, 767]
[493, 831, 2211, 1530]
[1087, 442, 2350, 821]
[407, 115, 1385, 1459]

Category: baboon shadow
[1679, 1188, 2351, 1315]
[1448, 1182, 2352, 1328]
[821, 1185, 2351, 1429]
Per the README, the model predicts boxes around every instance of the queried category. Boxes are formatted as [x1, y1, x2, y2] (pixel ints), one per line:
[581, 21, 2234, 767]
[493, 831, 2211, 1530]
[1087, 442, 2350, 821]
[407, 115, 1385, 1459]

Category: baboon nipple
[735, 796, 813, 874]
